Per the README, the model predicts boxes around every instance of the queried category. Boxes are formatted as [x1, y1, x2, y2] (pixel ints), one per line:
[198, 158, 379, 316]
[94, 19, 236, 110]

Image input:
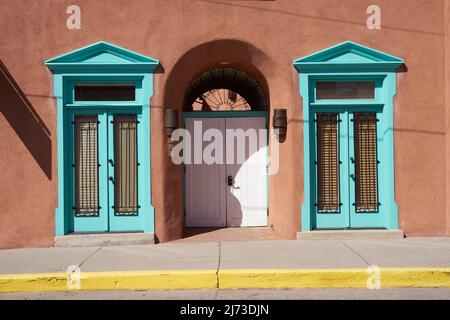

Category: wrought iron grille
[353, 113, 379, 212]
[73, 115, 100, 216]
[114, 115, 139, 216]
[316, 113, 341, 213]
[194, 89, 251, 111]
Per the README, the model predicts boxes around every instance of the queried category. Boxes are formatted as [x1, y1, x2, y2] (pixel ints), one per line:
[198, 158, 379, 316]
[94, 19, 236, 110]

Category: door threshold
[297, 229, 404, 241]
[54, 232, 155, 248]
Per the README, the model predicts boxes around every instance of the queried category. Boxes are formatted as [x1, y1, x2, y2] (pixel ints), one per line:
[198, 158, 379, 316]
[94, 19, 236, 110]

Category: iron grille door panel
[313, 108, 386, 230]
[113, 115, 139, 216]
[74, 115, 100, 216]
[71, 110, 109, 233]
[316, 113, 341, 213]
[353, 113, 379, 213]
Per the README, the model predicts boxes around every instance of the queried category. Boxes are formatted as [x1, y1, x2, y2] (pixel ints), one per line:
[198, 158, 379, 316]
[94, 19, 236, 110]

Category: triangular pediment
[294, 41, 404, 71]
[45, 41, 159, 72]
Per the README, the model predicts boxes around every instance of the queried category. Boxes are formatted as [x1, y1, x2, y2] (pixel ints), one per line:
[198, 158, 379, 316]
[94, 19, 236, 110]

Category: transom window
[316, 81, 375, 100]
[75, 84, 136, 101]
[192, 89, 250, 111]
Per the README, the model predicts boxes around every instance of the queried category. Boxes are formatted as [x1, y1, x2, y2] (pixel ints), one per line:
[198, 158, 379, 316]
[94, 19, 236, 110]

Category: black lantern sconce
[273, 109, 287, 143]
[164, 109, 178, 155]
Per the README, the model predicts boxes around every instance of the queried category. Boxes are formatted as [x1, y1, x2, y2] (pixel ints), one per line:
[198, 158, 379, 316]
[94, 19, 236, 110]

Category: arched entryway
[155, 39, 278, 243]
[182, 66, 271, 232]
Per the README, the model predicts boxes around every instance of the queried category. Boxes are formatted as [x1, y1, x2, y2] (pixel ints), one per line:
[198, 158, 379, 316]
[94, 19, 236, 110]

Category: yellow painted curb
[0, 268, 449, 293]
[219, 268, 450, 289]
[0, 270, 218, 293]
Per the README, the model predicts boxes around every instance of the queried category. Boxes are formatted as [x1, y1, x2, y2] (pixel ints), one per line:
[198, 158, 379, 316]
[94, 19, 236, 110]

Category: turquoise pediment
[45, 41, 159, 73]
[294, 41, 404, 71]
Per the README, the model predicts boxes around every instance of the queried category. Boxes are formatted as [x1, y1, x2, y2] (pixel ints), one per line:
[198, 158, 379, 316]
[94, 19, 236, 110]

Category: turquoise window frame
[294, 41, 404, 232]
[45, 42, 159, 236]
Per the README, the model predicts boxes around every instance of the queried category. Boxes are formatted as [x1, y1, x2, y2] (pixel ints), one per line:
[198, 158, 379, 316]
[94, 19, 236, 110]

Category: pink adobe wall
[446, 0, 450, 237]
[0, 0, 448, 248]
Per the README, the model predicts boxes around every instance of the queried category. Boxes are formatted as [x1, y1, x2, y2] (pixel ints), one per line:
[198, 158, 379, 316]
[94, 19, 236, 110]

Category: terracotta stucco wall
[446, 0, 450, 236]
[0, 0, 448, 248]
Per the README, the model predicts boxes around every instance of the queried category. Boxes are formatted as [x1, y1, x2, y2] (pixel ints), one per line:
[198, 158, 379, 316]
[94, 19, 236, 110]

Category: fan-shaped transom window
[192, 89, 250, 111]
[184, 67, 268, 111]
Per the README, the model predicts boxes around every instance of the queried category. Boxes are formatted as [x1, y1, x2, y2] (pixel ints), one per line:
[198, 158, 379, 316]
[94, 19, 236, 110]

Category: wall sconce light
[273, 109, 287, 143]
[164, 109, 178, 155]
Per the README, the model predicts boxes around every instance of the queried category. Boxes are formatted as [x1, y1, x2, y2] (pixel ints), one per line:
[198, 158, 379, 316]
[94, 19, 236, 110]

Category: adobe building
[1, 0, 450, 249]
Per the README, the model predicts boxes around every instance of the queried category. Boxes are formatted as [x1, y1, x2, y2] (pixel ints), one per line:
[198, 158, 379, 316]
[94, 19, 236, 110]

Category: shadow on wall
[0, 59, 52, 179]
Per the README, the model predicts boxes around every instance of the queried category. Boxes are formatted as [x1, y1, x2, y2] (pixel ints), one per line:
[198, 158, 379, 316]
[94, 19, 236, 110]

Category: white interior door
[185, 118, 227, 227]
[226, 118, 268, 227]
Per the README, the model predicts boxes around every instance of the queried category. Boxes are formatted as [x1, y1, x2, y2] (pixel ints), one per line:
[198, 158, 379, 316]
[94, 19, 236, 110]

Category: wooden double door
[313, 107, 385, 229]
[185, 117, 268, 228]
[69, 108, 144, 233]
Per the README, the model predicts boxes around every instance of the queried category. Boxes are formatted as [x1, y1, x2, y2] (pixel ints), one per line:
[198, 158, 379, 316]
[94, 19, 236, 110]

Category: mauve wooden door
[225, 117, 268, 227]
[185, 117, 268, 228]
[185, 118, 227, 227]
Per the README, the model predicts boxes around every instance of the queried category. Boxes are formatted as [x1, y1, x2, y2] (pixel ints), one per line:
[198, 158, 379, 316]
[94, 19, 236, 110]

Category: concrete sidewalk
[1, 238, 449, 274]
[0, 238, 449, 292]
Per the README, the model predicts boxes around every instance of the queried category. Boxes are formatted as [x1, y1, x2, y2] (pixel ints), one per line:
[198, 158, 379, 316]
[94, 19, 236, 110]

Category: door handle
[228, 176, 234, 186]
[350, 174, 355, 181]
[109, 176, 114, 183]
[108, 159, 114, 166]
[350, 157, 355, 164]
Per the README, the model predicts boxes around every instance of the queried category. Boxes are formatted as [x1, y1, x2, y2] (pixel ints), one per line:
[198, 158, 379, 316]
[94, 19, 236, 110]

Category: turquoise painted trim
[47, 42, 158, 236]
[54, 74, 67, 236]
[294, 41, 403, 232]
[45, 41, 159, 74]
[294, 41, 404, 72]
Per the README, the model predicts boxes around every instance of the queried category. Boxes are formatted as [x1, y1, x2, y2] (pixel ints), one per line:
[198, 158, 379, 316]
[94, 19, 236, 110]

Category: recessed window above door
[75, 84, 136, 101]
[316, 81, 375, 100]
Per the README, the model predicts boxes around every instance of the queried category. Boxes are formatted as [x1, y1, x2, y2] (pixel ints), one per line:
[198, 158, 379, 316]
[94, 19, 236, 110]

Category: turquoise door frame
[107, 107, 145, 232]
[312, 107, 350, 229]
[348, 106, 385, 228]
[46, 42, 159, 236]
[68, 108, 109, 232]
[312, 106, 385, 229]
[294, 41, 404, 232]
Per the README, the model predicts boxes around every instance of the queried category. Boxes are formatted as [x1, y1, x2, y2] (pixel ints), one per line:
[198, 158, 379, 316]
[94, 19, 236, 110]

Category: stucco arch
[155, 39, 275, 242]
[163, 39, 274, 113]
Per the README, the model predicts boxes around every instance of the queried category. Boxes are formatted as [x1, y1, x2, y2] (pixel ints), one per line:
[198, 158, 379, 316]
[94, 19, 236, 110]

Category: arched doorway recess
[184, 67, 268, 111]
[183, 66, 270, 229]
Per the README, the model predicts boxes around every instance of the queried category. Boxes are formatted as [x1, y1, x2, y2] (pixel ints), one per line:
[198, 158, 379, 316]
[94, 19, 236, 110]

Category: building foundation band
[1, 1, 449, 249]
